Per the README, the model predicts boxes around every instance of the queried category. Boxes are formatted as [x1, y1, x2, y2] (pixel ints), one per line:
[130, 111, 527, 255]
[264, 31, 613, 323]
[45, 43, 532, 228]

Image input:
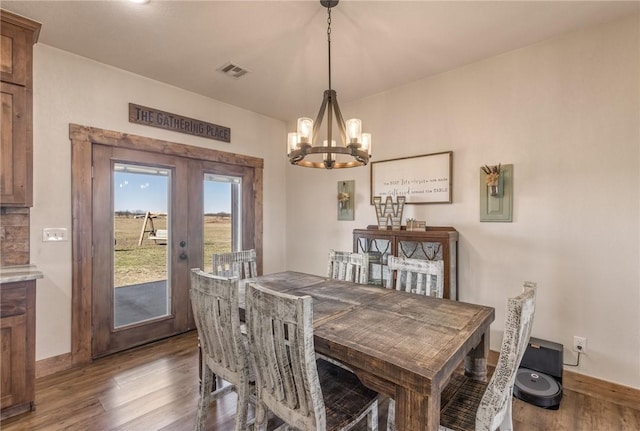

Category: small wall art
[480, 163, 513, 222]
[337, 180, 355, 221]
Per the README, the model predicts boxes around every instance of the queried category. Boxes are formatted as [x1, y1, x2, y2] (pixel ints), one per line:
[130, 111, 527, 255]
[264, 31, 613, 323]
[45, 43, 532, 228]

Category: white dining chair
[385, 256, 445, 430]
[245, 282, 379, 431]
[327, 249, 369, 284]
[189, 269, 254, 431]
[385, 256, 444, 297]
[388, 282, 537, 431]
[212, 249, 258, 279]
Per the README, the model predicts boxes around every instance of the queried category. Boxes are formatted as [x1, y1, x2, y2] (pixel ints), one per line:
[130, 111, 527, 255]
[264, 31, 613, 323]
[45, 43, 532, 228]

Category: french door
[91, 144, 254, 357]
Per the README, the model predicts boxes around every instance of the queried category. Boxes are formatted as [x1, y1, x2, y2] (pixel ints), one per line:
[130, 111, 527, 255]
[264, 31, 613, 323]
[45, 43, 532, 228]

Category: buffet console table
[353, 226, 458, 299]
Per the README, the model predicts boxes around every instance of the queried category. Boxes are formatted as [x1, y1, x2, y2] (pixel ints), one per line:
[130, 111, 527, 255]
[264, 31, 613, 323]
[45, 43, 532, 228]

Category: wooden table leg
[395, 387, 440, 431]
[464, 328, 490, 381]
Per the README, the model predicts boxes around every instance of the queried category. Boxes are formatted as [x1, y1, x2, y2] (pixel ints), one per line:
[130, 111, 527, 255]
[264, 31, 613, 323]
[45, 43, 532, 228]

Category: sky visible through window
[114, 172, 231, 214]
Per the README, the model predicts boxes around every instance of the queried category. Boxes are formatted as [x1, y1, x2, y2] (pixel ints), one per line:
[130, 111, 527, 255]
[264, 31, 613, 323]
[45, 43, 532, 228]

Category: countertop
[0, 265, 44, 283]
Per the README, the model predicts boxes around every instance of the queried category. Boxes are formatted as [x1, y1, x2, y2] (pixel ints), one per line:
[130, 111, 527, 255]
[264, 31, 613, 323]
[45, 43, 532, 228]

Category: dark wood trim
[487, 350, 640, 411]
[35, 352, 72, 378]
[563, 369, 640, 411]
[69, 124, 262, 168]
[0, 10, 41, 43]
[70, 123, 264, 367]
[70, 135, 93, 366]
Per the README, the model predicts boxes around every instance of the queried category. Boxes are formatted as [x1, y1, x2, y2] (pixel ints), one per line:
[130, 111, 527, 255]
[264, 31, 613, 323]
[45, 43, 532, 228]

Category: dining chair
[212, 249, 258, 279]
[327, 249, 369, 284]
[208, 249, 256, 385]
[385, 256, 444, 297]
[189, 269, 254, 431]
[385, 256, 445, 429]
[245, 282, 379, 431]
[387, 282, 537, 431]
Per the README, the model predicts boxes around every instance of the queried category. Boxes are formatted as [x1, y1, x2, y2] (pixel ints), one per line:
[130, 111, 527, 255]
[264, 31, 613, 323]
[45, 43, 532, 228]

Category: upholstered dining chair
[245, 282, 379, 431]
[387, 282, 537, 431]
[327, 249, 369, 284]
[189, 269, 254, 431]
[385, 256, 444, 297]
[212, 249, 258, 279]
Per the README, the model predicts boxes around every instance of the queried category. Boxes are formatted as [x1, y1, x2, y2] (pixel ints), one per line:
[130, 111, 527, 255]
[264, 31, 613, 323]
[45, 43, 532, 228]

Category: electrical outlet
[573, 336, 587, 353]
[43, 228, 68, 242]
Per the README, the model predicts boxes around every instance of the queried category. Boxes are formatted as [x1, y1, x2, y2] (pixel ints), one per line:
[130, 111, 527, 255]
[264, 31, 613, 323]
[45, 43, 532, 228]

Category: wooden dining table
[239, 271, 495, 431]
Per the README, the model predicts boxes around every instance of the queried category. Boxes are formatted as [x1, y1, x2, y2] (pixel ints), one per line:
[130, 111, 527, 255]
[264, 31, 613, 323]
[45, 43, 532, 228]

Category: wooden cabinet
[0, 10, 40, 207]
[353, 226, 458, 300]
[0, 280, 35, 420]
[1, 82, 29, 206]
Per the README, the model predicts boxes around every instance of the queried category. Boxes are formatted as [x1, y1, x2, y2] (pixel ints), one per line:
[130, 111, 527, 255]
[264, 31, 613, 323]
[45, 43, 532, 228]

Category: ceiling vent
[218, 62, 250, 79]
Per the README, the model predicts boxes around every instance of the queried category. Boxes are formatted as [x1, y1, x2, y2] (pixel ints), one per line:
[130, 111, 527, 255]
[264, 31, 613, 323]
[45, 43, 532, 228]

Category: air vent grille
[218, 62, 250, 79]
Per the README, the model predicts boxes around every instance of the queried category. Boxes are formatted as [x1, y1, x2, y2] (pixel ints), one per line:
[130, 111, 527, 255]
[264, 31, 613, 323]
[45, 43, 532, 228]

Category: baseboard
[36, 352, 72, 378]
[34, 346, 639, 411]
[488, 350, 640, 411]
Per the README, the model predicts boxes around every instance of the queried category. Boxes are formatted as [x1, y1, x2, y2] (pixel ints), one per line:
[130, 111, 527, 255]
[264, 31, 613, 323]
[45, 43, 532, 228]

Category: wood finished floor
[2, 331, 639, 431]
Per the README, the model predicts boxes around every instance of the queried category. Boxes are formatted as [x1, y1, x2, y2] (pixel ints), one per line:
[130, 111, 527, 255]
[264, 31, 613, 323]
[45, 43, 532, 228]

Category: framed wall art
[370, 151, 452, 204]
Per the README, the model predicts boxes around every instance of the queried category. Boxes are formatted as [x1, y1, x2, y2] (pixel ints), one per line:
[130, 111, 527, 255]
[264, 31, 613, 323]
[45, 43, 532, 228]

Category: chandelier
[287, 0, 371, 169]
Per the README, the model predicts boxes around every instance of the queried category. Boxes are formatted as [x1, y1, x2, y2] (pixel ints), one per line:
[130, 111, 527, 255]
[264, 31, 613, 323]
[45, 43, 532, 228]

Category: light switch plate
[43, 228, 68, 242]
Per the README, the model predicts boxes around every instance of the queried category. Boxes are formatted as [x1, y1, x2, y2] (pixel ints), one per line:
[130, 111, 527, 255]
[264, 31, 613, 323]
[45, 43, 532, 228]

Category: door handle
[179, 252, 188, 260]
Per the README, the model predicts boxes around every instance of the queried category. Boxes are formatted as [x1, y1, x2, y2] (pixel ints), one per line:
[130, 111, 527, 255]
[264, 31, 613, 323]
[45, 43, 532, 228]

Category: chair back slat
[476, 282, 537, 430]
[212, 249, 258, 280]
[327, 250, 369, 284]
[246, 282, 326, 431]
[386, 256, 444, 298]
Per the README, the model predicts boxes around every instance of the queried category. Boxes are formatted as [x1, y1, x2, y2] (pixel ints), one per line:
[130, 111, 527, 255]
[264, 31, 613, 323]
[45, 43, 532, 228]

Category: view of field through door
[201, 173, 242, 273]
[113, 163, 172, 328]
[92, 145, 248, 358]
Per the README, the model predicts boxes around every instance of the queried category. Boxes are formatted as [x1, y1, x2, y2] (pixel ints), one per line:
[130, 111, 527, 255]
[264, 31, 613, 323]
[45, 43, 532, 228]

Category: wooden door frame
[70, 123, 263, 367]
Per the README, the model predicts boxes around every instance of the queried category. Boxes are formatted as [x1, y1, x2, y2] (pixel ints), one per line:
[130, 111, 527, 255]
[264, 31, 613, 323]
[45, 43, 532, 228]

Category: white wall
[286, 14, 640, 388]
[30, 45, 288, 360]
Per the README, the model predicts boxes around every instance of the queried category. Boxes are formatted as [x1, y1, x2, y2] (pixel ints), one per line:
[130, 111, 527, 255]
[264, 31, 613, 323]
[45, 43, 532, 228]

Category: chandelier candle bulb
[346, 118, 362, 144]
[287, 133, 298, 156]
[361, 133, 372, 155]
[297, 117, 313, 144]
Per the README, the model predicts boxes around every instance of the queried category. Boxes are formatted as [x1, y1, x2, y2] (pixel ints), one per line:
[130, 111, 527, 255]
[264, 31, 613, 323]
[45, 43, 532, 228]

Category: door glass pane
[202, 174, 241, 273]
[113, 163, 171, 328]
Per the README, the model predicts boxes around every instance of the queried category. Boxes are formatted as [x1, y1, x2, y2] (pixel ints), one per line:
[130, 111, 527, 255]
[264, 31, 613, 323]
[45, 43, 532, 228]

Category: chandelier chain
[327, 6, 332, 91]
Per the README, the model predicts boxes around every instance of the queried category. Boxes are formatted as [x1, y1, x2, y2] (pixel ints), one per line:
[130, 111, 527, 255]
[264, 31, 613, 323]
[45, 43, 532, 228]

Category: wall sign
[370, 151, 452, 204]
[129, 103, 231, 143]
